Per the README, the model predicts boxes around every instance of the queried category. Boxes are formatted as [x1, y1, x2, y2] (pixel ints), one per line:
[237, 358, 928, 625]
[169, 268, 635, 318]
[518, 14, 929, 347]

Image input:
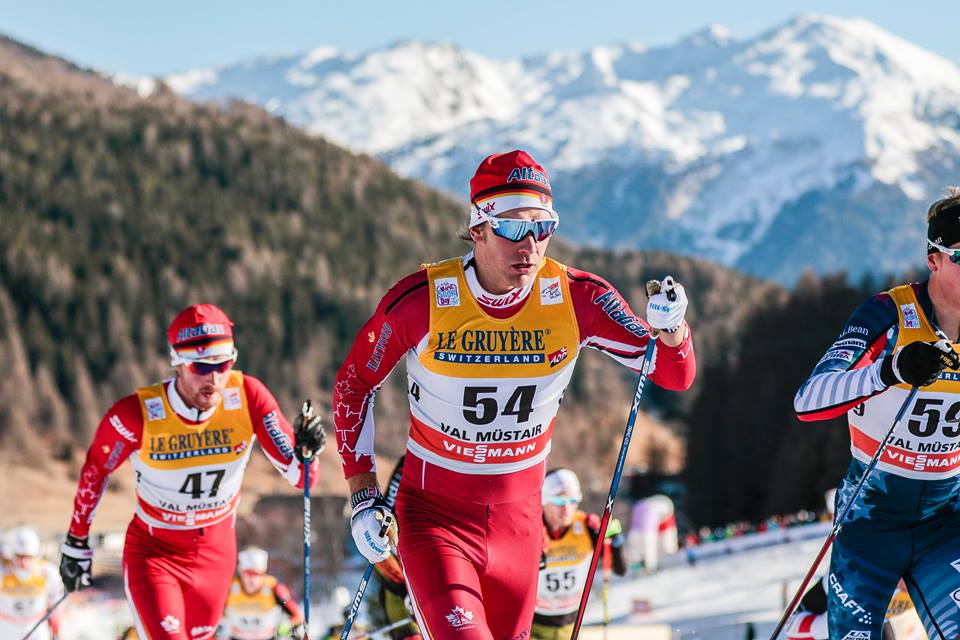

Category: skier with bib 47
[794, 188, 960, 639]
[334, 150, 696, 639]
[58, 304, 325, 640]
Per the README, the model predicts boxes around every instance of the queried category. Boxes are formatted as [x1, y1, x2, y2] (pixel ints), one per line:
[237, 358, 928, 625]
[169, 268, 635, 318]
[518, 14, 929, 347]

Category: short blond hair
[927, 186, 960, 222]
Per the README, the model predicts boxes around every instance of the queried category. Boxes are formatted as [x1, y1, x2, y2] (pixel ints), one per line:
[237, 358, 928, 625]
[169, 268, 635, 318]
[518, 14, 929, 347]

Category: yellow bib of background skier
[849, 285, 960, 479]
[224, 576, 284, 640]
[536, 512, 595, 616]
[132, 371, 255, 528]
[405, 257, 580, 474]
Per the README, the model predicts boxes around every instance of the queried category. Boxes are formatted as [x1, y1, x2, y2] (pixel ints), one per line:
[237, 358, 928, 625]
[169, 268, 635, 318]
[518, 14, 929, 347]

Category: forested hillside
[0, 34, 906, 527]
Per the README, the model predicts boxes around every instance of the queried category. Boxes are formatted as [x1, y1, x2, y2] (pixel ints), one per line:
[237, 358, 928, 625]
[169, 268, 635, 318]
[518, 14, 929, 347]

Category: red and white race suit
[67, 371, 317, 640]
[334, 253, 695, 639]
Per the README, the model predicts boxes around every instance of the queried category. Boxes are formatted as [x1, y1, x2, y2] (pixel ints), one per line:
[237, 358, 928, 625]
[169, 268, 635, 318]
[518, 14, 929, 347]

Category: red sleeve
[273, 581, 303, 621]
[334, 270, 429, 479]
[568, 268, 696, 391]
[67, 395, 143, 538]
[245, 375, 318, 490]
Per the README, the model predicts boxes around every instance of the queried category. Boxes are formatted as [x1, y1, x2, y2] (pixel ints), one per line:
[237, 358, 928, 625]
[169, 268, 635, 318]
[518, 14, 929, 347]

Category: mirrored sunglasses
[187, 358, 235, 375]
[546, 496, 581, 507]
[486, 216, 559, 242]
[929, 239, 960, 265]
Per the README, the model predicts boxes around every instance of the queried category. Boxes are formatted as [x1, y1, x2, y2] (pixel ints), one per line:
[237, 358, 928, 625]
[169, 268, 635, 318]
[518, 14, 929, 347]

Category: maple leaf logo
[445, 606, 475, 627]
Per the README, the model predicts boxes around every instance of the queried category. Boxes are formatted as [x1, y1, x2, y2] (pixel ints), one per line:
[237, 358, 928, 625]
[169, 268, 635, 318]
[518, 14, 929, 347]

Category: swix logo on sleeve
[540, 277, 562, 305]
[435, 278, 460, 307]
[593, 290, 648, 338]
[110, 415, 137, 442]
[145, 397, 166, 421]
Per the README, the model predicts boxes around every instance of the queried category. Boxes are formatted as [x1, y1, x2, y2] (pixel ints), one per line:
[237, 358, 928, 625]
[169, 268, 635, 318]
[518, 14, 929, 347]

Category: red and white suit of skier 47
[66, 371, 316, 640]
[334, 252, 695, 639]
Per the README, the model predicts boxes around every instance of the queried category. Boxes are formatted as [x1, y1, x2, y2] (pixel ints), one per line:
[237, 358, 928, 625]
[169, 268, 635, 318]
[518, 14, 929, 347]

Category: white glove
[645, 276, 688, 333]
[350, 487, 396, 563]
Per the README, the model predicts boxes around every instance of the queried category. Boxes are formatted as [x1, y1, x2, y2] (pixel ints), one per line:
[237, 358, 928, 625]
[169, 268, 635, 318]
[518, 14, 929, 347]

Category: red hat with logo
[167, 304, 236, 365]
[468, 150, 556, 228]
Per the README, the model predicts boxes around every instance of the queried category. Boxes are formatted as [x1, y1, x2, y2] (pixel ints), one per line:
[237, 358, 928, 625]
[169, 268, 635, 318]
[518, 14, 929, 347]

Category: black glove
[294, 400, 325, 462]
[880, 340, 960, 388]
[290, 623, 306, 640]
[59, 534, 93, 592]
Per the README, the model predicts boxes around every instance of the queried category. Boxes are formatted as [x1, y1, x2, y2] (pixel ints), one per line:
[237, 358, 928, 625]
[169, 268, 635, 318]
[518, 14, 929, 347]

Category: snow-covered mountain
[165, 15, 960, 283]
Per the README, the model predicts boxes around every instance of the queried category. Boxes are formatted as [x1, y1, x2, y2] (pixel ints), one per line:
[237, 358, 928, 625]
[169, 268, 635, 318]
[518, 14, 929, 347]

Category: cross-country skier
[222, 546, 305, 640]
[334, 149, 696, 639]
[794, 188, 960, 639]
[58, 304, 325, 640]
[0, 527, 62, 640]
[532, 469, 626, 640]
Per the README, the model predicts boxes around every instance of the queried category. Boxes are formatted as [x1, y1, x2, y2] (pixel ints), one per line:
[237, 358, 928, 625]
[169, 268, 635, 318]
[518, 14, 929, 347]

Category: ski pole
[570, 336, 659, 640]
[19, 592, 68, 640]
[602, 538, 612, 640]
[299, 400, 316, 640]
[340, 513, 395, 640]
[352, 616, 414, 640]
[768, 385, 919, 640]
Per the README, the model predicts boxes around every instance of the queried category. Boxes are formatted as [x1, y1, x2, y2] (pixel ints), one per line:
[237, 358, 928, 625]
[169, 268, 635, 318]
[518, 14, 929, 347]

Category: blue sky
[1, 1, 957, 75]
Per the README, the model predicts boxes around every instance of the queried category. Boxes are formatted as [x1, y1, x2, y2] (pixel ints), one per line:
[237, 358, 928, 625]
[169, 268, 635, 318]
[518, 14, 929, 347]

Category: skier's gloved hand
[59, 534, 93, 592]
[350, 487, 396, 563]
[646, 276, 688, 334]
[880, 340, 960, 388]
[606, 517, 625, 549]
[293, 400, 325, 462]
[605, 516, 623, 538]
[290, 624, 306, 640]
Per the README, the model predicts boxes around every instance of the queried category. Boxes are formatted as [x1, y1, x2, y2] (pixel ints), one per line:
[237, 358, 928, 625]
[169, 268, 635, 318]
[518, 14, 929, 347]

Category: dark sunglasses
[187, 359, 235, 375]
[488, 217, 559, 242]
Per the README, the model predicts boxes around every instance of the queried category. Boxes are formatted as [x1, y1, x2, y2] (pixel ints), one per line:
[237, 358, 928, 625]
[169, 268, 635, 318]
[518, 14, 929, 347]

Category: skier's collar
[462, 251, 536, 309]
[166, 378, 217, 423]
